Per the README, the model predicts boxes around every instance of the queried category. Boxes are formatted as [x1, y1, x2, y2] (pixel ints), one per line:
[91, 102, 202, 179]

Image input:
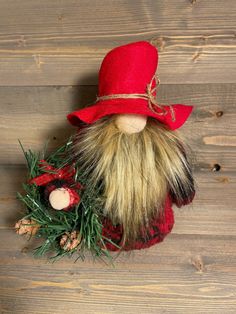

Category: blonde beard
[73, 116, 194, 243]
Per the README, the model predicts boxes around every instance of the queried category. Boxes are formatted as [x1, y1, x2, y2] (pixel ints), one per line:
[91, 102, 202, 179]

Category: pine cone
[15, 219, 40, 236]
[60, 231, 82, 251]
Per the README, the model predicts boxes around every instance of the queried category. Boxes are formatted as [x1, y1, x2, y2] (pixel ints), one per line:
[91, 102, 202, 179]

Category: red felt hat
[67, 41, 193, 130]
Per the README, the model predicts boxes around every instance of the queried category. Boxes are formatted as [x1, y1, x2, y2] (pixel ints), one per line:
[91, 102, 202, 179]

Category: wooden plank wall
[0, 1, 236, 313]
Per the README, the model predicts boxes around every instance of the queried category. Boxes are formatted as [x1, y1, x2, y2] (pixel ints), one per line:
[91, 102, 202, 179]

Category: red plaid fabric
[102, 195, 174, 251]
[64, 187, 80, 211]
[29, 160, 81, 188]
[29, 160, 82, 211]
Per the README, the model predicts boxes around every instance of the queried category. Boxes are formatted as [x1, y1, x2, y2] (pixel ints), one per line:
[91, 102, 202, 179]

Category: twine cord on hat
[95, 75, 176, 122]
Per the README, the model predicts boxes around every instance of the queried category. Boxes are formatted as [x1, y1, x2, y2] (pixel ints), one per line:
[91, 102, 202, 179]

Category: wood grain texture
[0, 0, 235, 85]
[1, 1, 236, 313]
[1, 165, 236, 236]
[1, 230, 236, 314]
[0, 83, 235, 172]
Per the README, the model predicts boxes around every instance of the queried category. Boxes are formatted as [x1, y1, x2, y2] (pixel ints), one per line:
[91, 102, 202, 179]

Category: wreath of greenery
[16, 139, 120, 262]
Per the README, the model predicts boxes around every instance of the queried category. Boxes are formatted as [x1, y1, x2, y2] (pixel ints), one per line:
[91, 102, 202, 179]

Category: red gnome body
[54, 41, 195, 251]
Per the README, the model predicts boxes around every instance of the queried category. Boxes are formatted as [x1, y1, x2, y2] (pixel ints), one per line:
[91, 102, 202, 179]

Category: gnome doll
[49, 41, 195, 251]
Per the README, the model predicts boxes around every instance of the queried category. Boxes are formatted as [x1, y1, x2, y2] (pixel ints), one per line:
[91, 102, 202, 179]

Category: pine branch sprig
[16, 138, 119, 262]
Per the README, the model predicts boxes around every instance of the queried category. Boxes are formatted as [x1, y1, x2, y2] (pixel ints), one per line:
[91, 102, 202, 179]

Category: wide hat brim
[67, 98, 193, 130]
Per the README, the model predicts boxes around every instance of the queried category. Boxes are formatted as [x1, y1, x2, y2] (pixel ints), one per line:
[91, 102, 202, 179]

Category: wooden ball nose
[49, 188, 70, 210]
[115, 114, 147, 134]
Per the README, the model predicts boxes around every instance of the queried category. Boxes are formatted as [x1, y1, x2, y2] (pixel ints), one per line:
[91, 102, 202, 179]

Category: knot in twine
[95, 75, 175, 122]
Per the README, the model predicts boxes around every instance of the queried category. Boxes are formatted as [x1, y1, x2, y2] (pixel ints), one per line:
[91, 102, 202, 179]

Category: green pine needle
[17, 138, 120, 262]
